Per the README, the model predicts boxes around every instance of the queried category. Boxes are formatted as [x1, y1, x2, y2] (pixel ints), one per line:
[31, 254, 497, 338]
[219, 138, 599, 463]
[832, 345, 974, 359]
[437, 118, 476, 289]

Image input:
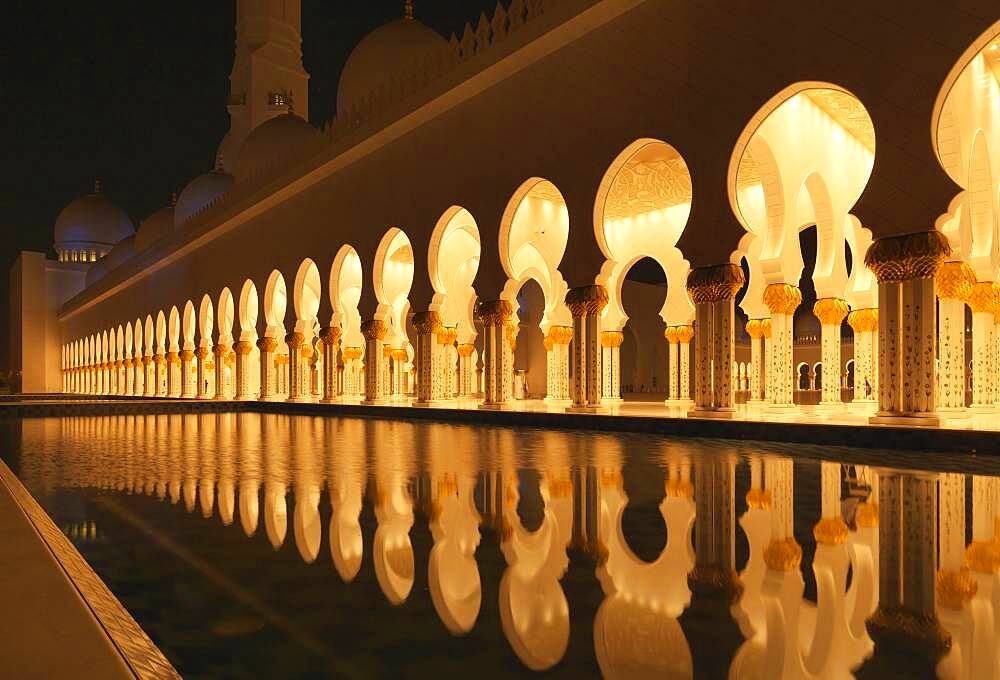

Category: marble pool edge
[0, 460, 180, 679]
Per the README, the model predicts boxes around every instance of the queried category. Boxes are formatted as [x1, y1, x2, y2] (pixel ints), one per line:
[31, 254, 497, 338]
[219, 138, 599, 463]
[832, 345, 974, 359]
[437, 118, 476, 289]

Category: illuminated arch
[168, 305, 181, 352]
[155, 310, 167, 355]
[428, 206, 481, 343]
[728, 82, 875, 297]
[238, 279, 259, 341]
[329, 245, 363, 349]
[594, 138, 695, 332]
[499, 178, 571, 331]
[293, 258, 322, 333]
[263, 270, 288, 338]
[217, 287, 235, 343]
[373, 227, 414, 349]
[182, 300, 196, 350]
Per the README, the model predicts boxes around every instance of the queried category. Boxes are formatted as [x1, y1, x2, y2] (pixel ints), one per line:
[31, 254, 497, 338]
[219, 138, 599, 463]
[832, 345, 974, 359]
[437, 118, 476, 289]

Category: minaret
[218, 0, 310, 172]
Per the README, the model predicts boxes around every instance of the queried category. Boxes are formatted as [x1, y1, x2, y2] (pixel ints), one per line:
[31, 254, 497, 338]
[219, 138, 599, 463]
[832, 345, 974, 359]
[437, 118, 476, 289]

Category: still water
[0, 414, 992, 679]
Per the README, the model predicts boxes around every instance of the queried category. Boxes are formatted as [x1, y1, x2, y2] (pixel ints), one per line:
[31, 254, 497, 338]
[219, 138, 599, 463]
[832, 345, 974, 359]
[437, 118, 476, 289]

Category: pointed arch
[329, 245, 363, 348]
[373, 227, 414, 348]
[429, 206, 481, 343]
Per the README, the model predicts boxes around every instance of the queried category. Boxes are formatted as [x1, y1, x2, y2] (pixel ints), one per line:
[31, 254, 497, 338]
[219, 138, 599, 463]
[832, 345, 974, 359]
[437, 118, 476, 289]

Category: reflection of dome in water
[235, 112, 320, 183]
[337, 14, 448, 117]
[54, 183, 134, 255]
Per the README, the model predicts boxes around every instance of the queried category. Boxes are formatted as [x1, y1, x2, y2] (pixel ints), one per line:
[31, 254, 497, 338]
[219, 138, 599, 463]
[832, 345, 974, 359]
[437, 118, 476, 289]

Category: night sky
[1, 1, 502, 369]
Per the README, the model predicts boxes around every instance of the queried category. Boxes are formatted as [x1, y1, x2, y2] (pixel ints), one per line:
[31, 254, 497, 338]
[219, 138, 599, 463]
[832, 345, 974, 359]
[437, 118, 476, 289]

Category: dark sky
[1, 1, 502, 369]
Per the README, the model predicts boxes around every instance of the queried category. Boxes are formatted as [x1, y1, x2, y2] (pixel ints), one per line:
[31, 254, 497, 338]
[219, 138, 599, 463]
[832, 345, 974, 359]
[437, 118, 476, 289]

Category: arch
[182, 300, 196, 349]
[198, 295, 214, 348]
[373, 227, 414, 348]
[168, 305, 181, 352]
[155, 311, 166, 354]
[845, 358, 856, 389]
[428, 206, 481, 342]
[263, 269, 288, 337]
[217, 287, 235, 343]
[594, 139, 695, 330]
[966, 131, 997, 279]
[238, 279, 259, 340]
[293, 258, 322, 333]
[143, 315, 154, 355]
[499, 178, 571, 332]
[124, 322, 133, 359]
[329, 245, 363, 348]
[797, 362, 810, 390]
[728, 82, 875, 291]
[115, 325, 125, 359]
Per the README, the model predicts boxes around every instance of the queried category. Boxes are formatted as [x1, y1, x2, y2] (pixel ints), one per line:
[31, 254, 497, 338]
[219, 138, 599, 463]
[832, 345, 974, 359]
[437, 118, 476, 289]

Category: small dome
[135, 203, 175, 252]
[54, 184, 134, 255]
[235, 112, 320, 183]
[175, 168, 234, 228]
[337, 16, 448, 117]
[84, 235, 134, 288]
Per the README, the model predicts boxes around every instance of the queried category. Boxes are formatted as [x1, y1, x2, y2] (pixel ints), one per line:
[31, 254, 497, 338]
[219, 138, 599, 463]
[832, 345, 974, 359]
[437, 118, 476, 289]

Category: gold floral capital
[686, 263, 744, 303]
[813, 516, 849, 545]
[257, 336, 278, 352]
[664, 326, 679, 343]
[412, 311, 442, 334]
[813, 298, 850, 326]
[865, 230, 951, 283]
[967, 282, 1000, 314]
[284, 332, 305, 348]
[965, 540, 1000, 573]
[855, 502, 879, 528]
[745, 318, 767, 339]
[937, 568, 977, 610]
[847, 308, 879, 334]
[235, 341, 253, 355]
[478, 300, 512, 326]
[566, 285, 609, 317]
[866, 605, 951, 663]
[547, 325, 573, 345]
[360, 319, 387, 341]
[179, 350, 195, 362]
[665, 478, 694, 498]
[319, 326, 342, 345]
[457, 343, 475, 357]
[763, 537, 802, 571]
[342, 346, 363, 360]
[746, 488, 772, 510]
[213, 344, 228, 357]
[936, 261, 976, 301]
[436, 326, 458, 346]
[166, 351, 180, 365]
[763, 283, 802, 315]
[601, 331, 624, 348]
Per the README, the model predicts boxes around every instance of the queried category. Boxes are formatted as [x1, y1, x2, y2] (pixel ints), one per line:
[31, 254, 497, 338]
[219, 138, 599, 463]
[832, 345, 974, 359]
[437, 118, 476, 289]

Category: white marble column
[413, 311, 441, 405]
[665, 327, 679, 402]
[763, 283, 801, 411]
[544, 326, 571, 403]
[195, 347, 209, 398]
[566, 285, 608, 412]
[180, 350, 195, 398]
[153, 353, 167, 397]
[361, 320, 387, 405]
[847, 309, 878, 404]
[286, 332, 306, 402]
[814, 298, 850, 409]
[745, 319, 767, 403]
[936, 261, 974, 413]
[257, 337, 276, 400]
[213, 343, 230, 400]
[867, 232, 949, 426]
[480, 300, 513, 408]
[600, 331, 623, 403]
[686, 264, 743, 417]
[457, 343, 475, 399]
[234, 340, 254, 400]
[438, 327, 457, 400]
[319, 327, 341, 403]
[969, 282, 997, 411]
[342, 347, 363, 400]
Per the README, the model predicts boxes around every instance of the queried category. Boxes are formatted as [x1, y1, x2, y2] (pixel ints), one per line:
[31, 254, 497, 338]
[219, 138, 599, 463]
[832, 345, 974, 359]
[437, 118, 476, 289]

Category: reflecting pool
[1, 414, 995, 678]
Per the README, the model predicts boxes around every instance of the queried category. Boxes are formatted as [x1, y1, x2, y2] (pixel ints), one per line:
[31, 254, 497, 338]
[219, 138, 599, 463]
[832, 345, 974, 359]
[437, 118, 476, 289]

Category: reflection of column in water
[198, 413, 217, 519]
[327, 418, 366, 582]
[216, 413, 236, 525]
[292, 417, 323, 564]
[237, 413, 261, 537]
[498, 470, 571, 671]
[263, 415, 289, 549]
[373, 421, 415, 605]
[593, 462, 694, 678]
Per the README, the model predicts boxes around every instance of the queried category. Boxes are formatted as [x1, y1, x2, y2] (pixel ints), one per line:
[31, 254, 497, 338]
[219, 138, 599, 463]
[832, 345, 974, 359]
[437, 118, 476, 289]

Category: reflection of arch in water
[373, 485, 415, 605]
[498, 474, 572, 671]
[329, 424, 366, 582]
[428, 475, 482, 635]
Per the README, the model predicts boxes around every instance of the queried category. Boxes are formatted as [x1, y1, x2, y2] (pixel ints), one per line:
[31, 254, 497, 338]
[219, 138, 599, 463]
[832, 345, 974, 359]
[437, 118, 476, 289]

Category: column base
[936, 406, 970, 419]
[665, 398, 694, 408]
[361, 398, 388, 406]
[870, 412, 941, 427]
[544, 397, 573, 406]
[258, 395, 283, 402]
[969, 403, 996, 415]
[765, 403, 799, 416]
[412, 400, 444, 408]
[565, 404, 608, 414]
[687, 407, 736, 419]
[815, 401, 847, 414]
[286, 396, 316, 404]
[478, 402, 516, 411]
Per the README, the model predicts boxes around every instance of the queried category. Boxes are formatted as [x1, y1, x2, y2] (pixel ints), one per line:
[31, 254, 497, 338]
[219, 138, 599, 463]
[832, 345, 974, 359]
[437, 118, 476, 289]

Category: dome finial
[94, 177, 102, 194]
[170, 192, 177, 207]
[404, 0, 414, 20]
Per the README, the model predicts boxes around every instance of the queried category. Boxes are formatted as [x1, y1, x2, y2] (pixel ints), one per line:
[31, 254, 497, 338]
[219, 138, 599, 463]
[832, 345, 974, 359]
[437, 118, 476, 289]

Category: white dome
[175, 169, 234, 228]
[54, 186, 134, 252]
[337, 17, 448, 117]
[235, 112, 320, 183]
[134, 204, 175, 252]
